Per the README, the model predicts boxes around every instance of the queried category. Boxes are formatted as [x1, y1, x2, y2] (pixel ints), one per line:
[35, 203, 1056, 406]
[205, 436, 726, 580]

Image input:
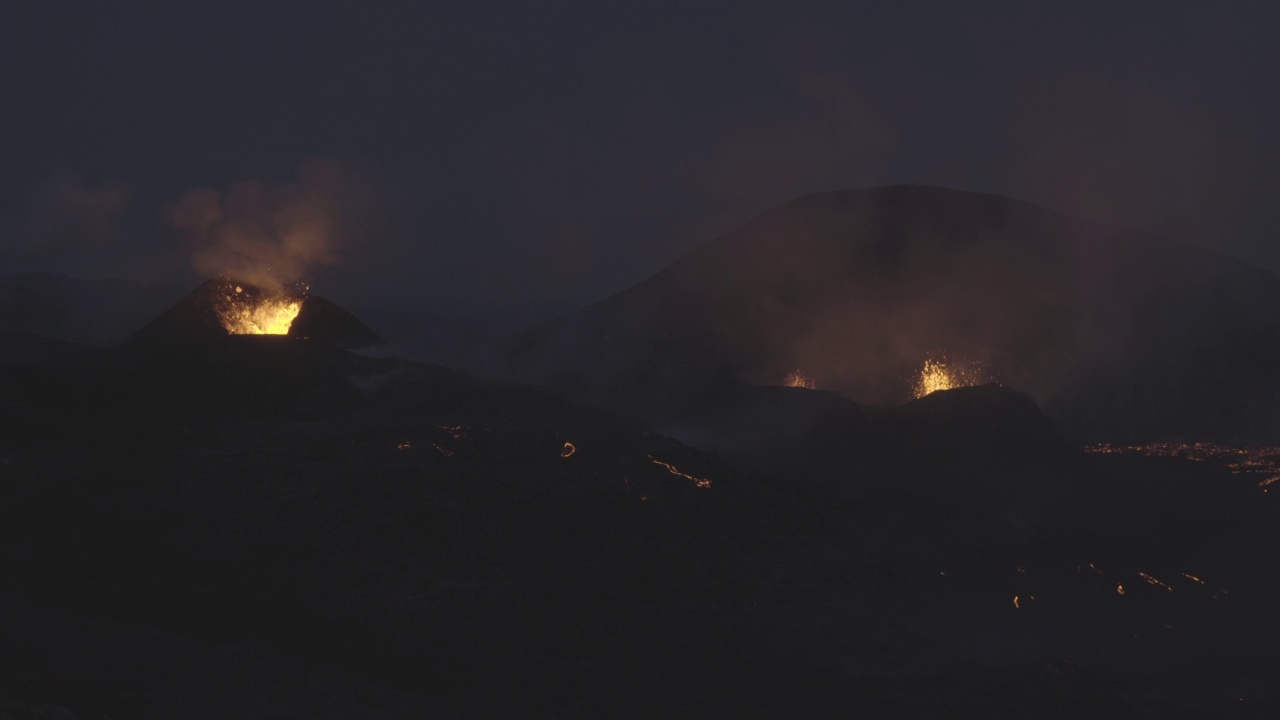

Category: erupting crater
[211, 280, 305, 335]
[124, 277, 386, 353]
[912, 357, 988, 399]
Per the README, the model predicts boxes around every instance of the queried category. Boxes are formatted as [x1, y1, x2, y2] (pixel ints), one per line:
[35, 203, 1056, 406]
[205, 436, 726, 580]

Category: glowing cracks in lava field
[212, 280, 304, 335]
[1084, 442, 1280, 493]
[1138, 572, 1174, 592]
[648, 455, 713, 489]
[561, 442, 577, 458]
[783, 370, 816, 389]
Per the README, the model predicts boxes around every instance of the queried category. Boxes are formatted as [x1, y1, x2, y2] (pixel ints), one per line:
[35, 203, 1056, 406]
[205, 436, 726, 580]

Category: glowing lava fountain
[912, 357, 985, 399]
[783, 370, 816, 389]
[211, 281, 304, 335]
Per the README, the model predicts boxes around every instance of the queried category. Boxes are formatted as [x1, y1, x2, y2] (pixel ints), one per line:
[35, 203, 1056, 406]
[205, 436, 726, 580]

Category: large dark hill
[515, 185, 1280, 441]
[659, 383, 1070, 498]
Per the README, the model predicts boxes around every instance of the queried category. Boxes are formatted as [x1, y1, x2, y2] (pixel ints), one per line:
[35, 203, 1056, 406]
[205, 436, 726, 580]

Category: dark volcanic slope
[4, 329, 1279, 718]
[659, 383, 1070, 496]
[515, 186, 1280, 441]
[0, 272, 186, 347]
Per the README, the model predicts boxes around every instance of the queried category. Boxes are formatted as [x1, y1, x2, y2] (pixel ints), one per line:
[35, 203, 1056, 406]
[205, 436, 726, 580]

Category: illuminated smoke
[166, 157, 375, 293]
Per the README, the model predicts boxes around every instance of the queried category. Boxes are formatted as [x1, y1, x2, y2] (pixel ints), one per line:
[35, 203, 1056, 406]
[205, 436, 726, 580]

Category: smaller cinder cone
[124, 279, 384, 356]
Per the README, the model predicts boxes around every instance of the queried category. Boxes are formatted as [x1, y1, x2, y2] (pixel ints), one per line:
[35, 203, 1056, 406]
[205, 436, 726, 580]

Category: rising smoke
[166, 157, 376, 294]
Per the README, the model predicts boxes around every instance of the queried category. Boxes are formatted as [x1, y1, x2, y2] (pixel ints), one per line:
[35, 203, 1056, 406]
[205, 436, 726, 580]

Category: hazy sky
[2, 0, 1277, 322]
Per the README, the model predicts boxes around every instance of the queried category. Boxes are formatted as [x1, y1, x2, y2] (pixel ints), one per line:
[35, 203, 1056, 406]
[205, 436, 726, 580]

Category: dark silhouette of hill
[0, 332, 104, 366]
[0, 272, 187, 346]
[659, 383, 1069, 496]
[289, 295, 386, 348]
[514, 185, 1280, 442]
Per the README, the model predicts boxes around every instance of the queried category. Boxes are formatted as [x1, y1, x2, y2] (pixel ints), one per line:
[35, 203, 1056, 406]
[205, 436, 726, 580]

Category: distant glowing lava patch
[783, 370, 816, 389]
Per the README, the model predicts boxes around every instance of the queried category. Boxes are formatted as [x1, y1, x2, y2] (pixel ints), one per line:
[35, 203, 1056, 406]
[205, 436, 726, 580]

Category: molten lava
[1138, 572, 1174, 592]
[1084, 442, 1280, 492]
[649, 455, 713, 489]
[212, 281, 304, 335]
[783, 370, 816, 389]
[912, 357, 984, 399]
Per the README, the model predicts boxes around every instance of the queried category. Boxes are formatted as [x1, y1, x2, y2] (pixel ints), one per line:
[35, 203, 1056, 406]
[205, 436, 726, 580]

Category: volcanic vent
[125, 279, 384, 354]
[212, 281, 304, 335]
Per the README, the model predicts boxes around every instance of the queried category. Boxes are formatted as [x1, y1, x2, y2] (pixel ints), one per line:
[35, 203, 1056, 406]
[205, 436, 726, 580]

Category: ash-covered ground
[1, 335, 1278, 719]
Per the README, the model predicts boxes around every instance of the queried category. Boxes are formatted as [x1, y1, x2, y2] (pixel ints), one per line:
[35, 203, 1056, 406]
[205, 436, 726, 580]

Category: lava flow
[212, 280, 304, 335]
[1084, 442, 1280, 491]
[648, 455, 713, 489]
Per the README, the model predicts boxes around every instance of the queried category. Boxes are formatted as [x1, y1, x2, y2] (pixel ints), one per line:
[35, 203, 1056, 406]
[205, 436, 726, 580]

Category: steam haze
[165, 158, 375, 294]
[1, 0, 1277, 323]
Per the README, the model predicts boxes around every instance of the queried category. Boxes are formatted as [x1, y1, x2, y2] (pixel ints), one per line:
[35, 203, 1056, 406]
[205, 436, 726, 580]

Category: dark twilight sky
[1, 0, 1277, 323]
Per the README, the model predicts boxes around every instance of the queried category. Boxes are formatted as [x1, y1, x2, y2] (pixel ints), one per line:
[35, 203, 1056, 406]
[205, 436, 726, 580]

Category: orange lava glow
[783, 370, 816, 389]
[1083, 442, 1280, 491]
[561, 442, 576, 458]
[648, 455, 713, 489]
[911, 357, 986, 399]
[1138, 572, 1174, 592]
[212, 280, 303, 335]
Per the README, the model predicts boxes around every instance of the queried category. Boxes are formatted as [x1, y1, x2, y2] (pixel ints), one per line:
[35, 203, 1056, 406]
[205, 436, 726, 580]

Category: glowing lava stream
[648, 455, 713, 489]
[1138, 572, 1174, 592]
[213, 282, 304, 335]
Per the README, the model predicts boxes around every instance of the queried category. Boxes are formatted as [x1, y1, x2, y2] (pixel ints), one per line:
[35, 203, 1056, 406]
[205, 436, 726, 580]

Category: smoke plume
[166, 157, 375, 293]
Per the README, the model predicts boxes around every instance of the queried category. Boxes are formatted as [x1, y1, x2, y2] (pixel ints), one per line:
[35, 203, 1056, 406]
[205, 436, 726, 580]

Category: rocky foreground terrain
[1, 335, 1277, 718]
